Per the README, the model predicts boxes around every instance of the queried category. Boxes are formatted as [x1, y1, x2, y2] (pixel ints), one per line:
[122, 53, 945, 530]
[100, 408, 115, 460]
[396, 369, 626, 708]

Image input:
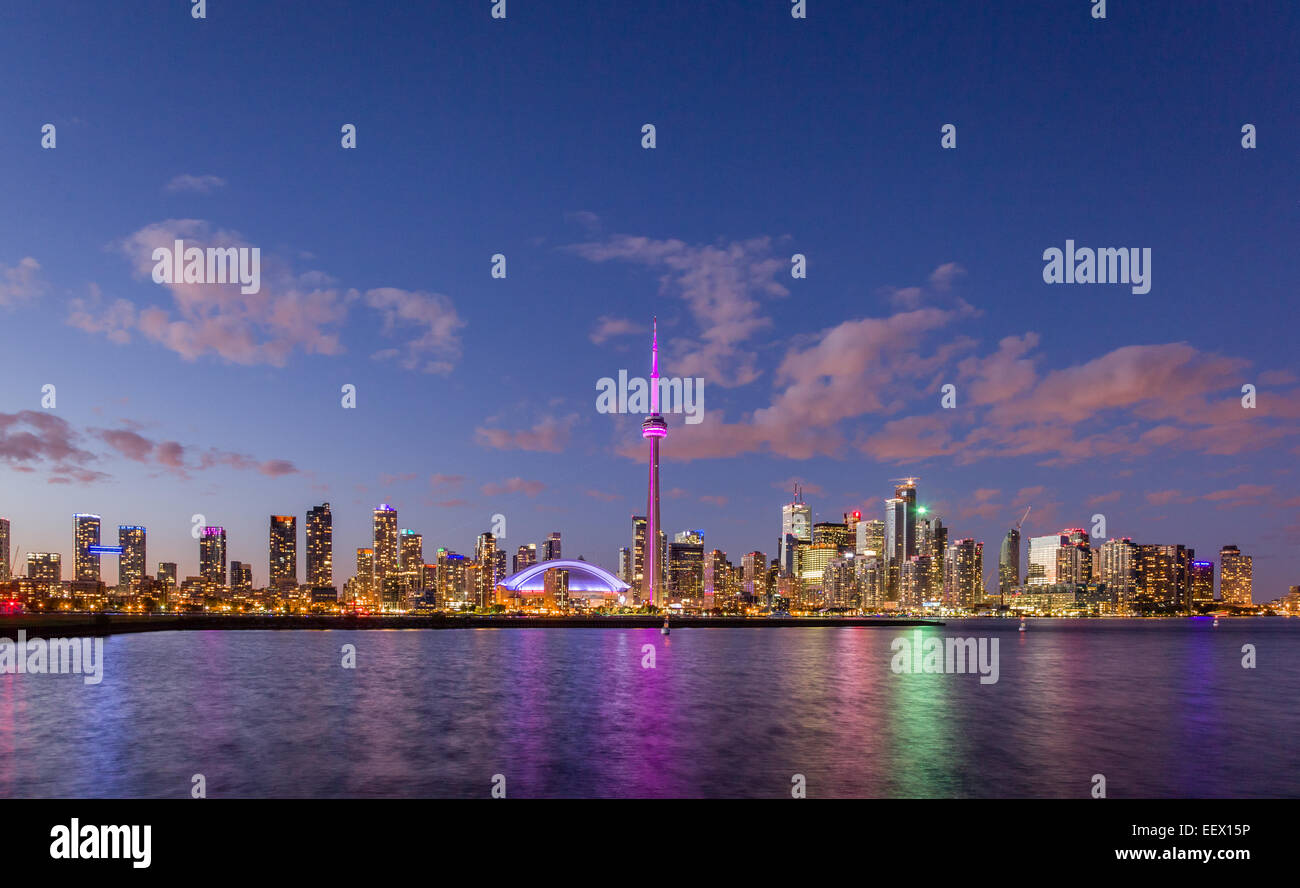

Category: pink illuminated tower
[642, 318, 668, 608]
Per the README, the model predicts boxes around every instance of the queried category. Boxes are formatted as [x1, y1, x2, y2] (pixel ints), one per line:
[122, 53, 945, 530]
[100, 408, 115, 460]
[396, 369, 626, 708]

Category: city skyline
[1, 3, 1297, 598]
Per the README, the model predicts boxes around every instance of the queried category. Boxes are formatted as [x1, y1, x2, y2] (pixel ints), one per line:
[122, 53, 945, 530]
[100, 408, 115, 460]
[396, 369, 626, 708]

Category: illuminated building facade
[1220, 545, 1253, 606]
[1191, 560, 1214, 604]
[117, 525, 146, 592]
[269, 515, 297, 589]
[306, 503, 333, 587]
[372, 505, 399, 586]
[199, 526, 227, 586]
[73, 513, 102, 582]
[0, 517, 9, 581]
[514, 543, 537, 574]
[27, 552, 62, 583]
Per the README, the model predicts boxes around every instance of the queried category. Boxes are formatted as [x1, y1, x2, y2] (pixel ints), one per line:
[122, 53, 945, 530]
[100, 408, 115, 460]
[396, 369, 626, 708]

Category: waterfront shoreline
[0, 613, 945, 638]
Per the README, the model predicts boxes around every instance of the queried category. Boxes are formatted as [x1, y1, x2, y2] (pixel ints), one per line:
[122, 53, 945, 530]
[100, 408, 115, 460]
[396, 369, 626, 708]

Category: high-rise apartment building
[73, 513, 102, 582]
[372, 505, 399, 585]
[118, 525, 147, 591]
[1220, 545, 1253, 606]
[269, 515, 297, 589]
[199, 526, 227, 585]
[306, 503, 333, 587]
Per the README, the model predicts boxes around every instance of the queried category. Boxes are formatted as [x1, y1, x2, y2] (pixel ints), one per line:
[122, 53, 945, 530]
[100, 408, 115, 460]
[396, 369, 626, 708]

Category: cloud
[101, 219, 350, 366]
[364, 287, 465, 374]
[475, 414, 577, 453]
[67, 284, 135, 344]
[589, 315, 644, 344]
[89, 422, 298, 479]
[0, 257, 45, 306]
[585, 488, 622, 501]
[567, 234, 789, 386]
[165, 174, 227, 193]
[481, 477, 545, 497]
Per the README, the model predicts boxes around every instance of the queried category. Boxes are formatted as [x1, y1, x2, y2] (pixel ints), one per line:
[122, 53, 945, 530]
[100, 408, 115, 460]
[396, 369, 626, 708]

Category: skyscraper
[1027, 533, 1067, 585]
[118, 525, 147, 592]
[543, 531, 562, 562]
[355, 548, 375, 604]
[631, 515, 646, 599]
[73, 513, 102, 582]
[306, 503, 333, 587]
[157, 562, 178, 587]
[199, 526, 227, 586]
[1191, 560, 1214, 604]
[641, 319, 668, 608]
[1098, 538, 1138, 608]
[781, 486, 812, 569]
[1220, 545, 1253, 606]
[269, 515, 298, 589]
[999, 527, 1021, 597]
[514, 543, 537, 574]
[372, 505, 399, 586]
[0, 517, 9, 581]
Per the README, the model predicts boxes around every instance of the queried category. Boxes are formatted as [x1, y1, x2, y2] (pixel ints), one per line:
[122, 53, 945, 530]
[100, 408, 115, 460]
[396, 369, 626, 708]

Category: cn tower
[642, 318, 668, 608]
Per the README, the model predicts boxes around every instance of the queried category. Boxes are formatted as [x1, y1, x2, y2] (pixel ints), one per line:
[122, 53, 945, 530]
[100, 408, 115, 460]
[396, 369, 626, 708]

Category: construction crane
[1015, 506, 1031, 531]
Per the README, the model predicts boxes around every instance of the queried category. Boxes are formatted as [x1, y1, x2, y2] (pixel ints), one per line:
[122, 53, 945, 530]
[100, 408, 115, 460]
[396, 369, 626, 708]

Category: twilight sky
[1, 1, 1297, 596]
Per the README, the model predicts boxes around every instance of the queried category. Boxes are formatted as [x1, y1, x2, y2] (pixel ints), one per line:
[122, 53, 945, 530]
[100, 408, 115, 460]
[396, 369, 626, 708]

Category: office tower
[1098, 538, 1138, 606]
[925, 517, 947, 599]
[667, 539, 704, 601]
[1191, 560, 1214, 604]
[798, 543, 839, 593]
[230, 561, 253, 594]
[675, 529, 704, 545]
[617, 546, 631, 583]
[0, 517, 9, 580]
[742, 551, 766, 604]
[355, 548, 375, 602]
[813, 521, 851, 550]
[27, 552, 61, 583]
[117, 525, 146, 591]
[845, 510, 861, 535]
[269, 515, 297, 589]
[372, 505, 399, 585]
[543, 531, 562, 562]
[855, 518, 885, 558]
[781, 486, 812, 568]
[888, 478, 919, 562]
[1220, 545, 1253, 606]
[199, 527, 227, 585]
[999, 527, 1021, 596]
[306, 503, 333, 587]
[157, 562, 178, 587]
[421, 563, 437, 593]
[1027, 533, 1067, 585]
[514, 543, 537, 574]
[73, 513, 102, 581]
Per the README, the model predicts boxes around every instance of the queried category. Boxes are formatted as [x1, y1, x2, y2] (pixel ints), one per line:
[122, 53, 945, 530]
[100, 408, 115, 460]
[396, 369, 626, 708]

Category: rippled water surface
[1, 619, 1297, 798]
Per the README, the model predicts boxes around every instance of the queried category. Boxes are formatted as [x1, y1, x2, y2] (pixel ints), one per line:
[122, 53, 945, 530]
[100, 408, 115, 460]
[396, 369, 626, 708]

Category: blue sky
[1, 1, 1297, 596]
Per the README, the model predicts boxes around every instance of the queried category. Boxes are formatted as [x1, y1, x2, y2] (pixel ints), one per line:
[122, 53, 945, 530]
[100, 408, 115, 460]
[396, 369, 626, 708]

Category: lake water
[1, 618, 1297, 798]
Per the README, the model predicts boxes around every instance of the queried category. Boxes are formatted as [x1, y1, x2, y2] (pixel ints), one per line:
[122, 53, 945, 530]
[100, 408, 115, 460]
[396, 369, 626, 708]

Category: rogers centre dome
[498, 559, 630, 596]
